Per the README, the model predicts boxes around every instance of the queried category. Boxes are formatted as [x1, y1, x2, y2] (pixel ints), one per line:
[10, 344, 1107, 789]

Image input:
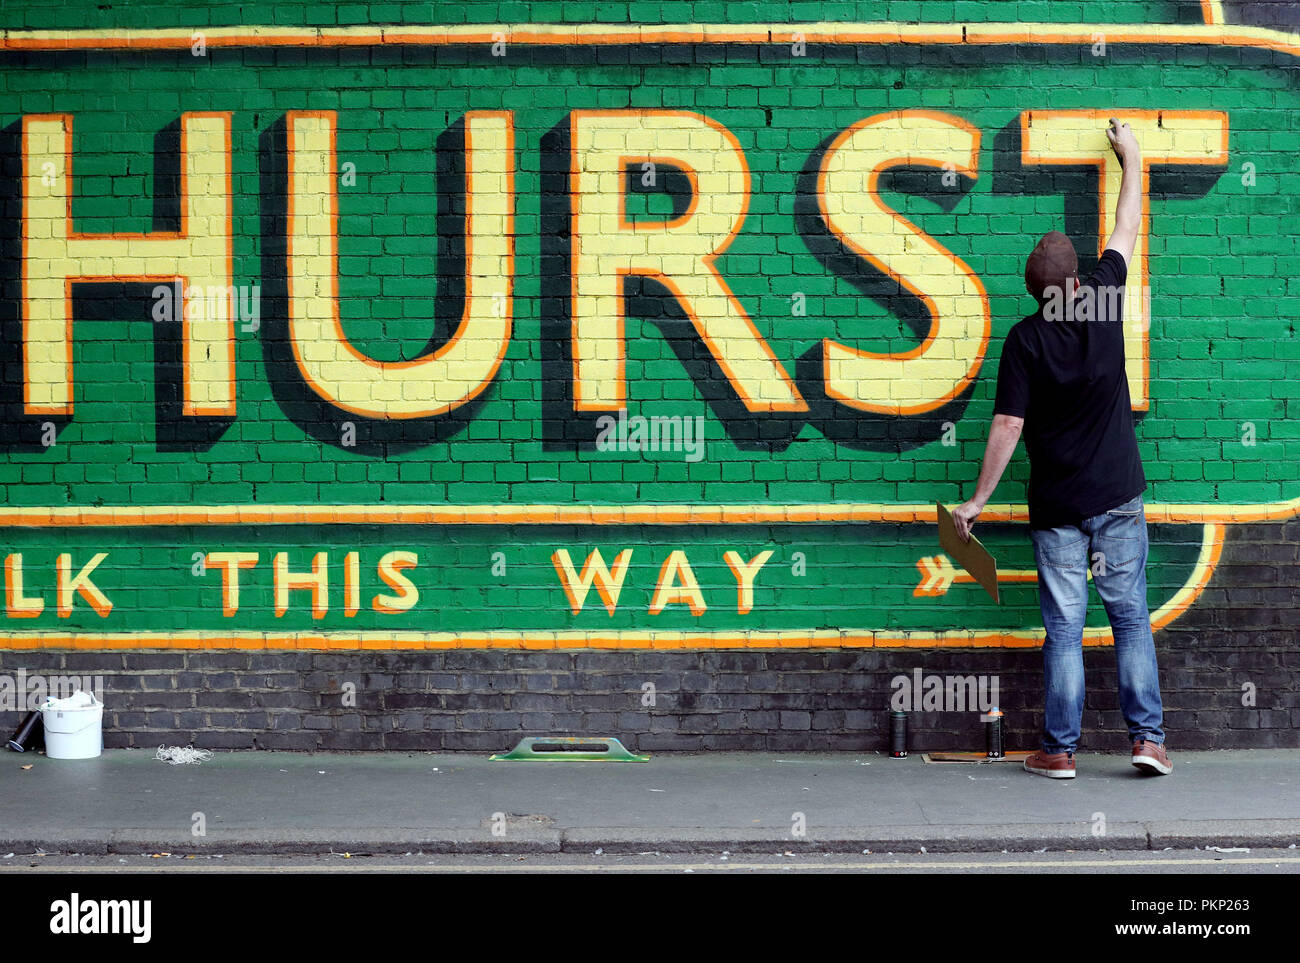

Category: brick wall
[1, 1, 1297, 752]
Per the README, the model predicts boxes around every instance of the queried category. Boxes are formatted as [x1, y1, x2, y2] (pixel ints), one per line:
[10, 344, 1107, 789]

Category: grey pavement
[2, 748, 1297, 855]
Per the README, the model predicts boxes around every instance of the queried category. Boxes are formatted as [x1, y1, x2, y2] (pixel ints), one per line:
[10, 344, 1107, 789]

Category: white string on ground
[155, 745, 214, 765]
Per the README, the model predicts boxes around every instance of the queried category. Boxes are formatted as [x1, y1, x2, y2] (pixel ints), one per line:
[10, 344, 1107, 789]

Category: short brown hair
[1024, 230, 1079, 303]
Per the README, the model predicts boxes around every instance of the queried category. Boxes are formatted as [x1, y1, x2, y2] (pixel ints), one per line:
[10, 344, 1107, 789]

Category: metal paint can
[6, 710, 42, 753]
[889, 710, 908, 758]
[985, 707, 1004, 759]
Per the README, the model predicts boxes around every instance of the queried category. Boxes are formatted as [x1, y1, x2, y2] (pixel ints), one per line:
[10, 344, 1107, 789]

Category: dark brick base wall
[2, 519, 1295, 752]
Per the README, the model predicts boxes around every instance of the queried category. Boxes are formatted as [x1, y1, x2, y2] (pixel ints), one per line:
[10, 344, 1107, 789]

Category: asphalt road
[6, 848, 1298, 874]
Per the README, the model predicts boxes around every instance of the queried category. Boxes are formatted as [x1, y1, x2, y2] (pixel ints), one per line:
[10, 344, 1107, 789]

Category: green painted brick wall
[0, 1, 1296, 750]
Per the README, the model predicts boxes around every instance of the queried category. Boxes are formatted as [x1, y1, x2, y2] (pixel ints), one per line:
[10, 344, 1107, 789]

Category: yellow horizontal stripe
[0, 22, 1297, 59]
[0, 500, 1293, 527]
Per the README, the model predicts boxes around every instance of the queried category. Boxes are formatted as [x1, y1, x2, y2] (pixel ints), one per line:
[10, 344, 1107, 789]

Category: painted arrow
[913, 554, 1069, 598]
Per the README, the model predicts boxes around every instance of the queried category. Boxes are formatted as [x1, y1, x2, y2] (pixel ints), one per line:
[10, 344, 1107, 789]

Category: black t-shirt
[993, 249, 1146, 530]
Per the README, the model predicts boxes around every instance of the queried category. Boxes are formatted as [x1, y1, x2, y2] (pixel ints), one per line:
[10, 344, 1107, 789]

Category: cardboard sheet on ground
[936, 502, 1000, 604]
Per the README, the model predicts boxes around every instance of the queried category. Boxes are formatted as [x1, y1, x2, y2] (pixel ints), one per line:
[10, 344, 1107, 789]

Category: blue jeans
[1030, 494, 1165, 754]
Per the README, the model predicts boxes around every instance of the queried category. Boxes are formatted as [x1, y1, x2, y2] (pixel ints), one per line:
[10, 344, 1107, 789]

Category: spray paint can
[984, 707, 1004, 759]
[6, 710, 43, 752]
[889, 710, 908, 758]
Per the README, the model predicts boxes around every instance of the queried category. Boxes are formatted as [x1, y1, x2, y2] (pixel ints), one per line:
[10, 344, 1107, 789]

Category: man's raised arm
[1103, 118, 1142, 266]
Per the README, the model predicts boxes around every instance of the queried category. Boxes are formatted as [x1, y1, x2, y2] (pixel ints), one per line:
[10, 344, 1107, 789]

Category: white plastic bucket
[40, 690, 103, 760]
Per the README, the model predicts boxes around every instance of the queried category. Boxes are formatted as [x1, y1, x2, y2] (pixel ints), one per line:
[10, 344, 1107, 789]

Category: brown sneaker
[1024, 749, 1076, 779]
[1132, 740, 1172, 775]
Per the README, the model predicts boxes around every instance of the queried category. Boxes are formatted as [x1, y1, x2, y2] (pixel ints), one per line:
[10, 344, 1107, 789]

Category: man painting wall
[952, 119, 1172, 780]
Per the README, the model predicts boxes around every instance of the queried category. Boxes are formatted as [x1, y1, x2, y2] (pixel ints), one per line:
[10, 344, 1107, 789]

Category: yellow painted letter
[723, 549, 773, 615]
[5, 555, 44, 619]
[570, 109, 804, 414]
[56, 552, 112, 618]
[23, 113, 235, 416]
[817, 110, 990, 415]
[373, 551, 419, 614]
[552, 548, 633, 616]
[649, 550, 707, 616]
[286, 111, 514, 419]
[205, 551, 259, 617]
[274, 551, 329, 619]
